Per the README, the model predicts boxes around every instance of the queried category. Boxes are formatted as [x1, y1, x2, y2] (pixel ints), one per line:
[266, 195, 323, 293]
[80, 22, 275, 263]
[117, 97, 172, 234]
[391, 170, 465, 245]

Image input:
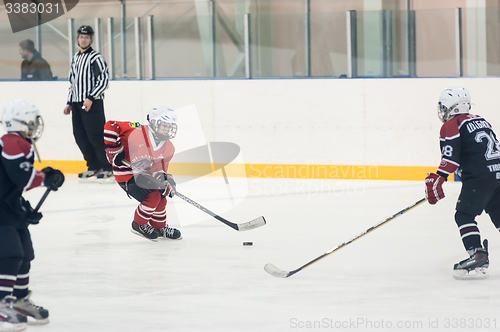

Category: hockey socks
[455, 211, 481, 250]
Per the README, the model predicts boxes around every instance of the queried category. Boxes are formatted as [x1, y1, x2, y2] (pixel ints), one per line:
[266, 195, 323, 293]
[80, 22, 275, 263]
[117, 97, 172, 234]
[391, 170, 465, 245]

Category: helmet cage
[437, 102, 451, 123]
[147, 106, 178, 141]
[150, 119, 177, 141]
[10, 115, 43, 142]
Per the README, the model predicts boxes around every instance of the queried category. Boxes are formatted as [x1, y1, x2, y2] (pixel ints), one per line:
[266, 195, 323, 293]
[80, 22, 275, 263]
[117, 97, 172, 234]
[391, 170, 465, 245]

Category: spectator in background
[19, 39, 53, 81]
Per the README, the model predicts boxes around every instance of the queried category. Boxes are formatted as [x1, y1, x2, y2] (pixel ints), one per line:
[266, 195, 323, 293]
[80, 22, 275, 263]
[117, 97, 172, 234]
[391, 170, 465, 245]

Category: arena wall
[1, 77, 498, 180]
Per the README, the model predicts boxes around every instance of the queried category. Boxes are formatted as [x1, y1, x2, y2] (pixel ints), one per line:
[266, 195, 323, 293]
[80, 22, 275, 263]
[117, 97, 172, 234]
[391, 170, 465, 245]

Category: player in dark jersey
[103, 105, 181, 242]
[425, 87, 500, 279]
[0, 99, 64, 330]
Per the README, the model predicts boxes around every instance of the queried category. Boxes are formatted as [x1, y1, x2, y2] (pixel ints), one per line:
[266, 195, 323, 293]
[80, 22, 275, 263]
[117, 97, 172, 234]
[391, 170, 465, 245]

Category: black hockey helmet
[77, 25, 94, 38]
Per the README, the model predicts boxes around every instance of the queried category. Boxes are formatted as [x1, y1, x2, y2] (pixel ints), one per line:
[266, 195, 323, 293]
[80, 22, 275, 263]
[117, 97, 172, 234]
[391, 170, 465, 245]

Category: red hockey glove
[105, 142, 125, 166]
[425, 173, 445, 205]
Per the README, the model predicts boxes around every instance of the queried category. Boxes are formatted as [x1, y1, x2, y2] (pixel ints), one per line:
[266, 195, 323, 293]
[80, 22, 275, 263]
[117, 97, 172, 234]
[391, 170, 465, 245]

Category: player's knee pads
[454, 211, 476, 227]
[0, 227, 24, 259]
[17, 261, 31, 275]
[17, 228, 34, 262]
[142, 190, 162, 207]
[0, 257, 23, 277]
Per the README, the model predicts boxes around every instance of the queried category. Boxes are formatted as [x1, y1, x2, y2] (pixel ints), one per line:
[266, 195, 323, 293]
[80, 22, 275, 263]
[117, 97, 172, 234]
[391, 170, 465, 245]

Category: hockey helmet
[1, 99, 44, 141]
[77, 25, 94, 38]
[147, 105, 178, 141]
[437, 87, 471, 123]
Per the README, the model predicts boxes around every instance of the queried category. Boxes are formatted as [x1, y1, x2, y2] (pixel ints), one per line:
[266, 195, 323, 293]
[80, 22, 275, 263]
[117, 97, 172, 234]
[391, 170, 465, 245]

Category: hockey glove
[21, 199, 43, 224]
[156, 173, 176, 198]
[42, 167, 65, 191]
[425, 172, 445, 205]
[105, 142, 125, 166]
[165, 174, 176, 198]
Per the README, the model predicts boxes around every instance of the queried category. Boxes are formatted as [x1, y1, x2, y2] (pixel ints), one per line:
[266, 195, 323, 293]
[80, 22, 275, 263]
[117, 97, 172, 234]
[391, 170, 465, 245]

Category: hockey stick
[264, 197, 427, 278]
[122, 160, 266, 231]
[174, 191, 266, 231]
[33, 187, 51, 212]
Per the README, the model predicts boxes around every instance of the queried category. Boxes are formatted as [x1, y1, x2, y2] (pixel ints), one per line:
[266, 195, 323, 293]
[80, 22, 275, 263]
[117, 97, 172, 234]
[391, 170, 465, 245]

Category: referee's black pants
[70, 100, 112, 172]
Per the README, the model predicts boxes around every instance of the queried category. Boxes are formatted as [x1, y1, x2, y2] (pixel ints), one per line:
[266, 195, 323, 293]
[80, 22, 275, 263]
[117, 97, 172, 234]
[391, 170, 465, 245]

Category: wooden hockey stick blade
[264, 197, 427, 278]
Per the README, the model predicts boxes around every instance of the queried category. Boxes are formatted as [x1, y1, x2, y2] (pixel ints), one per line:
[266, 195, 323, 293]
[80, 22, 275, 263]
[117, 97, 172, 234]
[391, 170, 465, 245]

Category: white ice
[22, 176, 500, 332]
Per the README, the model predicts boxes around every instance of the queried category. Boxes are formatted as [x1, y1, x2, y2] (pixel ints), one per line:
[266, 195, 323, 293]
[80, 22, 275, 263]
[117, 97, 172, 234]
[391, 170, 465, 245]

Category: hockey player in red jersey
[425, 87, 500, 279]
[0, 99, 64, 330]
[103, 105, 181, 241]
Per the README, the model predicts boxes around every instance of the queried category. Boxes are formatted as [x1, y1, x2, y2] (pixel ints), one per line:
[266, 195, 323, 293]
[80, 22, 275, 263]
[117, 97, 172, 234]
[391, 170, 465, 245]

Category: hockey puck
[243, 242, 253, 246]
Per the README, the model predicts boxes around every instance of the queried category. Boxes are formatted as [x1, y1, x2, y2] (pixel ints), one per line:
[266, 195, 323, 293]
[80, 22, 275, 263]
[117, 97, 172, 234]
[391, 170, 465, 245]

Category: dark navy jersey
[437, 114, 500, 182]
[0, 133, 45, 227]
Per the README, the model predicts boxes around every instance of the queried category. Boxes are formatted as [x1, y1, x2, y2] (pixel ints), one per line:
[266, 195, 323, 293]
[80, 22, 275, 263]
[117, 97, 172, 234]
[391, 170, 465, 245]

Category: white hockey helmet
[437, 87, 471, 123]
[147, 105, 178, 141]
[1, 99, 44, 141]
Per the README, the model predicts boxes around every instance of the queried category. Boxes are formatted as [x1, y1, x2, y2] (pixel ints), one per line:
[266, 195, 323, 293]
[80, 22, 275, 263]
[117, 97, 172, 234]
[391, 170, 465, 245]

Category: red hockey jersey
[103, 121, 175, 183]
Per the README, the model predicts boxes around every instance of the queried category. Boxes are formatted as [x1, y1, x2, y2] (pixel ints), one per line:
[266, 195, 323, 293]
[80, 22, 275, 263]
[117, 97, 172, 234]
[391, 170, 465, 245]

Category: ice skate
[131, 221, 159, 242]
[12, 291, 48, 325]
[0, 296, 27, 331]
[78, 169, 101, 183]
[157, 224, 182, 240]
[96, 170, 115, 184]
[453, 239, 489, 280]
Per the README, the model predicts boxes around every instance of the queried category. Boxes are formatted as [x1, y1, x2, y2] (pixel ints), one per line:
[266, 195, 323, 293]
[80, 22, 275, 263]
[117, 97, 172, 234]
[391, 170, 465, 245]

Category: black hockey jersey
[0, 133, 45, 227]
[437, 114, 500, 182]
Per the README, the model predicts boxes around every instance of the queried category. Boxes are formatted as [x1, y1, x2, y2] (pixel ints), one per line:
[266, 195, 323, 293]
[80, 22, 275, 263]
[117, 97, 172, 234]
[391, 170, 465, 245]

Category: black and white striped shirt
[67, 47, 109, 103]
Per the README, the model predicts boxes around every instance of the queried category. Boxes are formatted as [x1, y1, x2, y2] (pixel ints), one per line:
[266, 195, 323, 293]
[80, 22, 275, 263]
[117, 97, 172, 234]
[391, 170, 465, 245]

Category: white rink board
[1, 78, 500, 167]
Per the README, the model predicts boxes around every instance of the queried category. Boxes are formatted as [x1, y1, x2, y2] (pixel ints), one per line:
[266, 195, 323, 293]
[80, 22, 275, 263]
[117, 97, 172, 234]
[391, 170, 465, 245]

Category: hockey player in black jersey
[0, 99, 64, 330]
[425, 87, 500, 279]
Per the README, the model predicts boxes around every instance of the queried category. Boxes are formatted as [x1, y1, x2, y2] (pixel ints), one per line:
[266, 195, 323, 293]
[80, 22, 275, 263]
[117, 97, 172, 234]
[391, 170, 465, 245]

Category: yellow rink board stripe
[34, 160, 439, 181]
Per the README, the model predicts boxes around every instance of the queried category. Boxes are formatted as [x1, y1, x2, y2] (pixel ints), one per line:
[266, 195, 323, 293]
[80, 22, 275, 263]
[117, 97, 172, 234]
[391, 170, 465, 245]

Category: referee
[63, 25, 113, 182]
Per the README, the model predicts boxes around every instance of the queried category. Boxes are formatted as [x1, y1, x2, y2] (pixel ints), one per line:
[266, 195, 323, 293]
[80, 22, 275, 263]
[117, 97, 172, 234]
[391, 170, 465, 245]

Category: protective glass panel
[0, 21, 37, 80]
[415, 8, 456, 77]
[214, 13, 245, 78]
[153, 14, 209, 78]
[310, 11, 347, 77]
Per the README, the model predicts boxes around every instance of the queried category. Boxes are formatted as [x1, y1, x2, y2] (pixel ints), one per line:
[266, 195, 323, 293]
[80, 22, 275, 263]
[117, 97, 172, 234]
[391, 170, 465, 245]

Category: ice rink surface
[22, 176, 500, 332]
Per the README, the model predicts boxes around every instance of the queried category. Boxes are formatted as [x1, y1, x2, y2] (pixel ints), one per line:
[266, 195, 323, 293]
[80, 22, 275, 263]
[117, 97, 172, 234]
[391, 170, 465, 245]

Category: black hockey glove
[42, 167, 65, 191]
[155, 173, 176, 198]
[165, 174, 176, 198]
[105, 142, 125, 166]
[114, 149, 126, 166]
[21, 199, 43, 224]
